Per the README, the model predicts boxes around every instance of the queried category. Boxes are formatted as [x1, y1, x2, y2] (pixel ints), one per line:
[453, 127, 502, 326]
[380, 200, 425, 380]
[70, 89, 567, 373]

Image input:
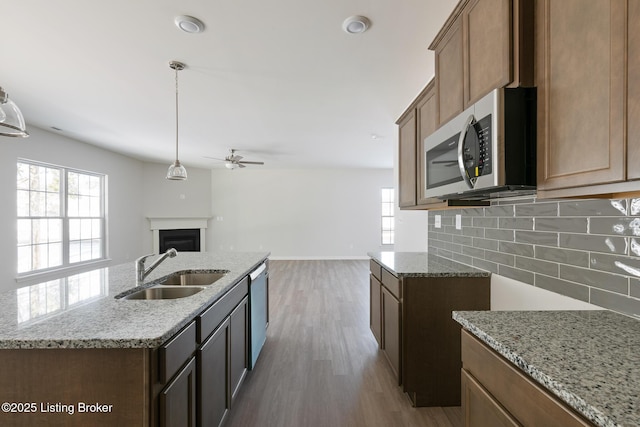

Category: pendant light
[0, 86, 29, 138]
[166, 61, 188, 180]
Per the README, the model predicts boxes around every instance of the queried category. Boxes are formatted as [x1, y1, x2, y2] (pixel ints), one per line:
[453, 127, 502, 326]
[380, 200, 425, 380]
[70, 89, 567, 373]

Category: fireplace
[159, 229, 200, 252]
[147, 217, 211, 253]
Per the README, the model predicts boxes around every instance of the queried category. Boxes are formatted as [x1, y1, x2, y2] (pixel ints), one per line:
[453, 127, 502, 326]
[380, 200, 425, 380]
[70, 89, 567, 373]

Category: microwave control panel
[464, 114, 492, 178]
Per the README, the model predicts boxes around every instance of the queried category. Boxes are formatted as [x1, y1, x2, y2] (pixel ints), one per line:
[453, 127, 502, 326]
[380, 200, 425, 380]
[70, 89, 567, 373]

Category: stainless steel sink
[122, 286, 205, 300]
[157, 270, 229, 286]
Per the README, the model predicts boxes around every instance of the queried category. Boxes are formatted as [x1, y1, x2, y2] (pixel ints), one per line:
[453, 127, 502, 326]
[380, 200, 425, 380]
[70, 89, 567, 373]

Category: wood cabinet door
[398, 110, 417, 207]
[229, 296, 249, 403]
[461, 369, 521, 427]
[416, 80, 440, 206]
[627, 1, 640, 180]
[435, 17, 464, 126]
[198, 318, 230, 427]
[160, 357, 197, 427]
[463, 0, 512, 106]
[536, 0, 626, 191]
[381, 286, 401, 385]
[370, 275, 382, 347]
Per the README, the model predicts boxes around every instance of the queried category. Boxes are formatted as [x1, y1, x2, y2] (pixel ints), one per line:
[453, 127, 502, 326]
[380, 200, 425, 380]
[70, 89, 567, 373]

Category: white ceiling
[3, 0, 457, 169]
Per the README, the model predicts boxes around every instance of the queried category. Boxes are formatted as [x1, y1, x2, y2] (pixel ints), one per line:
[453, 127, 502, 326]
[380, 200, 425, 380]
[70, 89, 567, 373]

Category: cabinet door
[461, 369, 521, 427]
[370, 275, 382, 347]
[381, 286, 401, 384]
[463, 0, 512, 106]
[536, 0, 626, 191]
[435, 17, 464, 126]
[198, 318, 230, 427]
[628, 1, 640, 180]
[416, 80, 441, 206]
[160, 357, 197, 427]
[230, 296, 249, 403]
[398, 110, 417, 207]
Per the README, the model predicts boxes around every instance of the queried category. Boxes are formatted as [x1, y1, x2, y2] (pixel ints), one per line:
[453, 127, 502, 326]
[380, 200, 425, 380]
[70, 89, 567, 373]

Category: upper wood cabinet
[398, 108, 417, 208]
[430, 0, 533, 127]
[535, 0, 639, 198]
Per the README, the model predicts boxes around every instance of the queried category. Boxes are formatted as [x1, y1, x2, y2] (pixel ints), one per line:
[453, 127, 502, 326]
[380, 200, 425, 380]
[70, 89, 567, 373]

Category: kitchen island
[0, 251, 269, 426]
[454, 310, 640, 427]
[368, 251, 491, 406]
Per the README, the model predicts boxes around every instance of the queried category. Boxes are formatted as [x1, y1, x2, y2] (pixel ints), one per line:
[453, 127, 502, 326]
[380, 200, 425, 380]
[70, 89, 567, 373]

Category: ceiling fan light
[167, 160, 188, 180]
[0, 87, 29, 138]
[225, 161, 237, 170]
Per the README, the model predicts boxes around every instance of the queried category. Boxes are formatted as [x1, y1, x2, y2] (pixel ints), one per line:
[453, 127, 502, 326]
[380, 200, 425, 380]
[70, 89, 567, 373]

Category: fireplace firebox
[159, 229, 201, 253]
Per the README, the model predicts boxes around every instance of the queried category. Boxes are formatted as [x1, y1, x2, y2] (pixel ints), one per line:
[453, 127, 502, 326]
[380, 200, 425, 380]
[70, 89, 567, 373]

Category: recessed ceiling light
[174, 15, 205, 34]
[342, 15, 371, 34]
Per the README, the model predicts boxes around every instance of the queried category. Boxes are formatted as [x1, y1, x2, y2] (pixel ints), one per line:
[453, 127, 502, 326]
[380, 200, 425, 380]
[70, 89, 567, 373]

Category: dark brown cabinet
[381, 285, 401, 383]
[229, 297, 249, 402]
[369, 259, 490, 407]
[197, 280, 250, 427]
[199, 318, 230, 427]
[161, 357, 197, 427]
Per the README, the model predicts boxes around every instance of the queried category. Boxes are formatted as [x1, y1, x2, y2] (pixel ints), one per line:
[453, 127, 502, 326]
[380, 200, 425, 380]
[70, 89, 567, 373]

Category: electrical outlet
[435, 215, 442, 229]
[455, 214, 462, 230]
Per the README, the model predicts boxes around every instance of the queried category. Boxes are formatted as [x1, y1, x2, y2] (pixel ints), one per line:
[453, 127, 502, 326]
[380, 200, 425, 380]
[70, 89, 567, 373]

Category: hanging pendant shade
[0, 86, 29, 138]
[166, 61, 188, 180]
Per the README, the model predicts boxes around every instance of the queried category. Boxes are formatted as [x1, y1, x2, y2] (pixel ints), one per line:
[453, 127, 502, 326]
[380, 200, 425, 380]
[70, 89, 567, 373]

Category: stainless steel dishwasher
[249, 262, 268, 369]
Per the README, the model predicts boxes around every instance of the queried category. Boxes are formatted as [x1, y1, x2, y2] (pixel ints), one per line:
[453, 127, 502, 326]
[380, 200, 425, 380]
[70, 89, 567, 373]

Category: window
[17, 160, 106, 275]
[381, 188, 395, 245]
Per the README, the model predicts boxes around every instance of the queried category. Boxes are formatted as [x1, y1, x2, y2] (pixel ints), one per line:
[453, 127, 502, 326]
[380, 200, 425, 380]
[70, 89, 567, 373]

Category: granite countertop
[368, 251, 491, 278]
[0, 251, 269, 350]
[453, 310, 640, 427]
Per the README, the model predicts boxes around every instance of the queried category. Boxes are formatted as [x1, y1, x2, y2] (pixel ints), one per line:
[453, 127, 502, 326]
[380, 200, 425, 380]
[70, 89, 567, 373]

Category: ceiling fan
[206, 149, 265, 169]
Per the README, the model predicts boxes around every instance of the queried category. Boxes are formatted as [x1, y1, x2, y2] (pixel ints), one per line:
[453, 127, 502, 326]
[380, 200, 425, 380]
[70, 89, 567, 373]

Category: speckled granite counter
[368, 251, 491, 278]
[0, 252, 268, 349]
[453, 310, 640, 427]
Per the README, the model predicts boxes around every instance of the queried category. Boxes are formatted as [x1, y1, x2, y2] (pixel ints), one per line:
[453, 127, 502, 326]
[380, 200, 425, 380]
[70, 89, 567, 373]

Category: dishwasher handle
[249, 262, 267, 281]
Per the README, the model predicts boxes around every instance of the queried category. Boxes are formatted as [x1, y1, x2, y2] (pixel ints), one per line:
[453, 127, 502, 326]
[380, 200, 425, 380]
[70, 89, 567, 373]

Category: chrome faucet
[135, 248, 178, 285]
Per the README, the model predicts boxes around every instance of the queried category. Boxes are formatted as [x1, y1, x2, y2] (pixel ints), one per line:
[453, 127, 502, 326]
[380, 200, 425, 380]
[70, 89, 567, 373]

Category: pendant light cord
[175, 66, 180, 161]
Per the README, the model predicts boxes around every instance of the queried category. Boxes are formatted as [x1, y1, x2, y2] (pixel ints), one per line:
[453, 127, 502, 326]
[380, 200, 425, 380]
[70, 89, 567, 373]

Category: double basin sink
[120, 270, 229, 300]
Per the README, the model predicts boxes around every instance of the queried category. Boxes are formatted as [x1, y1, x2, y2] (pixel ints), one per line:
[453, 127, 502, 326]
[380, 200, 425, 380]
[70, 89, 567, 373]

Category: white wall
[208, 168, 393, 258]
[141, 163, 212, 252]
[0, 126, 146, 291]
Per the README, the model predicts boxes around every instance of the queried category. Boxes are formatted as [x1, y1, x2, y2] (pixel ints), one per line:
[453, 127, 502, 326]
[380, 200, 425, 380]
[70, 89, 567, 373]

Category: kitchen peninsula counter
[454, 310, 640, 427]
[0, 251, 269, 349]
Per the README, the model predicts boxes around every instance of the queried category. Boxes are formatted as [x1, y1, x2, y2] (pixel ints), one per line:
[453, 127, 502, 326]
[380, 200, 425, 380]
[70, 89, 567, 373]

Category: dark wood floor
[225, 260, 462, 427]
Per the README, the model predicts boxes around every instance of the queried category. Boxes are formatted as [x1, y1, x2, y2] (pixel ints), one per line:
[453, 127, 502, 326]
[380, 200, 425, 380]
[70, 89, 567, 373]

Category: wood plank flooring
[225, 260, 462, 427]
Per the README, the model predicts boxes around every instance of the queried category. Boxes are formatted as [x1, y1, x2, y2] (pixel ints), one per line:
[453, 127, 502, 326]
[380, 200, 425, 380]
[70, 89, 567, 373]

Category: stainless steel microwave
[423, 87, 536, 200]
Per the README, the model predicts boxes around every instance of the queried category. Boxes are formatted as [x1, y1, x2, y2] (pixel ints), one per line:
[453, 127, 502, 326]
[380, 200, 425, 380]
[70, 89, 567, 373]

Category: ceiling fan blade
[238, 161, 264, 165]
[231, 155, 243, 162]
[238, 163, 246, 168]
[204, 156, 226, 162]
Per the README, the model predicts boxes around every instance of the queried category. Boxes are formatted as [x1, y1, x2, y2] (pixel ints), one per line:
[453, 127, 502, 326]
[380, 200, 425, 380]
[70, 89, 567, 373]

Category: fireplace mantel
[147, 217, 211, 253]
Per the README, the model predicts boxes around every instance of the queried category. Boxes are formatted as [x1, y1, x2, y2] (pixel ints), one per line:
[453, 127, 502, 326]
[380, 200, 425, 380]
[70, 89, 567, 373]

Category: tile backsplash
[427, 197, 640, 318]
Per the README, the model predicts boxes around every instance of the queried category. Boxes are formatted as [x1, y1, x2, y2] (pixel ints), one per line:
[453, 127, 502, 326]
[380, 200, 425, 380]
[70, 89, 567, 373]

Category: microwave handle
[457, 114, 476, 189]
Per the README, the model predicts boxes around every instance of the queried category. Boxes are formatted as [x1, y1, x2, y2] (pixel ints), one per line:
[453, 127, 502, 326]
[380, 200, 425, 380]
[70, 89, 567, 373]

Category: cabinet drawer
[381, 268, 401, 299]
[198, 277, 249, 343]
[160, 321, 197, 384]
[370, 260, 382, 281]
[461, 330, 593, 427]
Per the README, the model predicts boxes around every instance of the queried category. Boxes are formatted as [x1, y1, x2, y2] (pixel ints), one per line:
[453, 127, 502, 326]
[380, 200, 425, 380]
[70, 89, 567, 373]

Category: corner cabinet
[461, 330, 595, 427]
[535, 0, 640, 198]
[430, 0, 533, 126]
[369, 260, 490, 406]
